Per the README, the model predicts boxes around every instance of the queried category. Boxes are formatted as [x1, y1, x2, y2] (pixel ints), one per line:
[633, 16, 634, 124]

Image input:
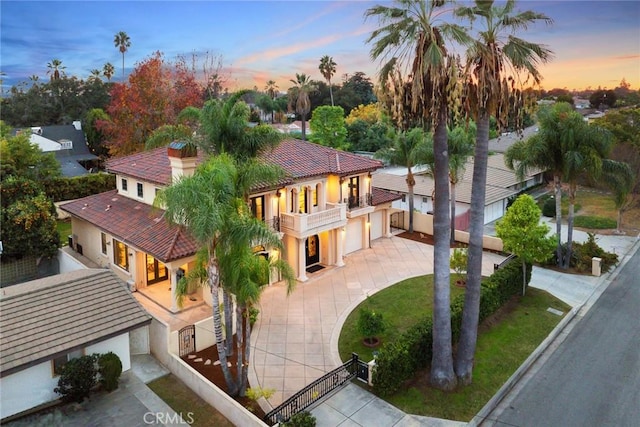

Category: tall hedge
[372, 257, 531, 395]
[45, 173, 116, 202]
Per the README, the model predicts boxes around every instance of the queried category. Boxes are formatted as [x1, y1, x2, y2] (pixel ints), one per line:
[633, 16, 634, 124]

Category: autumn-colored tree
[99, 52, 204, 156]
[345, 103, 384, 125]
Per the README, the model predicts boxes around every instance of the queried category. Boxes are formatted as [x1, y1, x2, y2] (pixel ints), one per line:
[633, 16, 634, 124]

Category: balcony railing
[280, 204, 346, 235]
[265, 216, 280, 232]
[344, 193, 372, 211]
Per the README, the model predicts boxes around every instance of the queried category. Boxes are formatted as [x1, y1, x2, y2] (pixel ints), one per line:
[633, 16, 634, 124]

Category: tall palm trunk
[430, 112, 457, 391]
[450, 180, 457, 244]
[407, 169, 415, 233]
[209, 260, 238, 395]
[301, 114, 307, 141]
[224, 290, 234, 355]
[329, 82, 334, 106]
[241, 306, 251, 397]
[554, 174, 563, 267]
[455, 111, 489, 384]
[236, 303, 245, 396]
[565, 183, 577, 269]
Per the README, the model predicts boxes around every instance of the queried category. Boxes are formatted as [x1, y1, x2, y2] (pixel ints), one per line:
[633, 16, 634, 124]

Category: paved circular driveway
[249, 235, 506, 408]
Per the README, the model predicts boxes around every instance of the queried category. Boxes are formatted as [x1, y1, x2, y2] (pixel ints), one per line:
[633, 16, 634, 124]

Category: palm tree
[366, 0, 469, 392]
[265, 80, 278, 100]
[505, 102, 574, 267]
[89, 69, 102, 82]
[46, 59, 66, 81]
[103, 62, 115, 81]
[454, 0, 553, 385]
[447, 125, 475, 244]
[288, 73, 316, 141]
[376, 128, 431, 233]
[156, 154, 244, 396]
[114, 31, 131, 80]
[319, 55, 337, 106]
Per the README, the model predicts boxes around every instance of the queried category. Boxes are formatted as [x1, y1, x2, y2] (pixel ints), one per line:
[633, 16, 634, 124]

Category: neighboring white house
[0, 269, 151, 421]
[372, 152, 544, 227]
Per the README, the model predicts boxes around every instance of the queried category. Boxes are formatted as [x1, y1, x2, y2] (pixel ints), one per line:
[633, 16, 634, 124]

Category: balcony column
[336, 228, 345, 267]
[297, 237, 308, 282]
[169, 267, 179, 313]
[384, 209, 392, 238]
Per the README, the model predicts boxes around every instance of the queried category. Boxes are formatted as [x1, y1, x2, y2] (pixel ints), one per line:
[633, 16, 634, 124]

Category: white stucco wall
[0, 333, 132, 420]
[86, 333, 132, 372]
[129, 325, 150, 355]
[0, 361, 59, 419]
[57, 248, 87, 273]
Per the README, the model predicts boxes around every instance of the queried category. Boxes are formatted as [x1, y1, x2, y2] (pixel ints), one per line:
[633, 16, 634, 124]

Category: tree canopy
[309, 106, 348, 150]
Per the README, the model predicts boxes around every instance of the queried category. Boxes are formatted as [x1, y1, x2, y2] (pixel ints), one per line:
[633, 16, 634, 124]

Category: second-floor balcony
[280, 203, 347, 237]
[344, 193, 375, 218]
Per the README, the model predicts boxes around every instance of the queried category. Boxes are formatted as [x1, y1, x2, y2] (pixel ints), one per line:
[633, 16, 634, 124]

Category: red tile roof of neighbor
[371, 187, 403, 206]
[106, 138, 383, 184]
[60, 190, 198, 262]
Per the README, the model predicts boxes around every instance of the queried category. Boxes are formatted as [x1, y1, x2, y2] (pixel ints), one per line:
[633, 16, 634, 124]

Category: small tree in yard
[98, 352, 122, 392]
[450, 248, 468, 286]
[357, 305, 385, 347]
[496, 194, 556, 296]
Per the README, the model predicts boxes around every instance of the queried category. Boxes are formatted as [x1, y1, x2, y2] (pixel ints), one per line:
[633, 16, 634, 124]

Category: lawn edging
[469, 303, 581, 426]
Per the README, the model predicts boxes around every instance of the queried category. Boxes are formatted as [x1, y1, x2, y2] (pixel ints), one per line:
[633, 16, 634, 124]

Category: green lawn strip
[385, 288, 570, 421]
[56, 220, 72, 246]
[338, 275, 465, 362]
[574, 215, 617, 229]
[147, 374, 234, 427]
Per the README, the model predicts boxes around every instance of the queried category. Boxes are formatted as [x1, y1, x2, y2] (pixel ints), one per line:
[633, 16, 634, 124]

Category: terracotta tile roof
[0, 269, 151, 376]
[371, 187, 403, 206]
[107, 139, 383, 186]
[262, 138, 383, 179]
[60, 190, 198, 262]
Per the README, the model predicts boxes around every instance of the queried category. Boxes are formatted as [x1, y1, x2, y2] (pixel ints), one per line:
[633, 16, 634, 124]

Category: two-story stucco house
[60, 138, 400, 312]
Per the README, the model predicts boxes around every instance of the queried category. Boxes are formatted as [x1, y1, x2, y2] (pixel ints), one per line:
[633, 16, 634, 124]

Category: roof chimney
[72, 120, 82, 130]
[167, 141, 198, 181]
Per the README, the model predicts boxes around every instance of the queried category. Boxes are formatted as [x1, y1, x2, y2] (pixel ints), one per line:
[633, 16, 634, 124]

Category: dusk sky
[1, 1, 639, 93]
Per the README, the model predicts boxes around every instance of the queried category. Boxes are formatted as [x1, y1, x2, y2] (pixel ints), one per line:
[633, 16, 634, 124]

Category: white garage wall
[0, 361, 59, 419]
[86, 333, 131, 372]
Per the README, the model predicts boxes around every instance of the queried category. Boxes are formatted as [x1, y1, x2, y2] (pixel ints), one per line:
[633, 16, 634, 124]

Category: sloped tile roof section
[60, 190, 198, 262]
[259, 138, 383, 180]
[371, 187, 403, 206]
[0, 269, 151, 376]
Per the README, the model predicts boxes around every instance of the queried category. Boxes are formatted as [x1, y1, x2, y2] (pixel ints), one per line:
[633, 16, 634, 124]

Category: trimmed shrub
[54, 354, 98, 403]
[98, 352, 122, 392]
[357, 307, 386, 343]
[282, 410, 317, 427]
[572, 233, 618, 273]
[372, 257, 530, 396]
[573, 215, 617, 230]
[542, 197, 556, 217]
[45, 173, 116, 202]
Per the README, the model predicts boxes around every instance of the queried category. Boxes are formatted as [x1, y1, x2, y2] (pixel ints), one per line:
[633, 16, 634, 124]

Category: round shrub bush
[54, 354, 98, 403]
[542, 197, 556, 217]
[98, 352, 123, 392]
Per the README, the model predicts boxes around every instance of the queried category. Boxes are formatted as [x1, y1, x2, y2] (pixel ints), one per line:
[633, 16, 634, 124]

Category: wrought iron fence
[264, 353, 361, 425]
[178, 325, 196, 357]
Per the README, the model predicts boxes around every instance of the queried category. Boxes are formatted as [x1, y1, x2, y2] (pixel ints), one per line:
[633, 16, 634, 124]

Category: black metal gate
[356, 359, 369, 383]
[178, 325, 196, 357]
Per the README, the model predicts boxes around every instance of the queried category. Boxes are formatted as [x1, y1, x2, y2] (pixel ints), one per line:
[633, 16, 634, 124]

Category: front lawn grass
[338, 275, 466, 362]
[147, 374, 234, 427]
[56, 219, 72, 246]
[339, 275, 570, 422]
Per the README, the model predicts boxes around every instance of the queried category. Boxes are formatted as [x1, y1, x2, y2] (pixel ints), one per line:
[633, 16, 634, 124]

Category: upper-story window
[348, 176, 360, 208]
[101, 232, 107, 255]
[299, 187, 307, 214]
[313, 184, 319, 207]
[250, 195, 265, 221]
[121, 178, 128, 192]
[137, 183, 144, 198]
[290, 188, 296, 213]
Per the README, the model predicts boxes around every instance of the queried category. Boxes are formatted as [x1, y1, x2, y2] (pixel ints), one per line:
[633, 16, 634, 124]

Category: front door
[305, 235, 320, 266]
[146, 254, 168, 285]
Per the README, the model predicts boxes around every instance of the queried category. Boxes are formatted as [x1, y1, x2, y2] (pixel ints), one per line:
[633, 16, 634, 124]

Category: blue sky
[1, 1, 639, 93]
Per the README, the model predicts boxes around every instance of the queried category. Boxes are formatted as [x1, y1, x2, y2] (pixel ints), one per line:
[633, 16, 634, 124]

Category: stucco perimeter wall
[148, 316, 266, 427]
[403, 211, 503, 252]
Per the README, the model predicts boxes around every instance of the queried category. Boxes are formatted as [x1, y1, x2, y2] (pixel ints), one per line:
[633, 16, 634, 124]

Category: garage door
[345, 219, 363, 255]
[370, 211, 383, 241]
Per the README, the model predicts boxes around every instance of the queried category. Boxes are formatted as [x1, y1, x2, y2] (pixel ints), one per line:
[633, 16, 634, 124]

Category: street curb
[468, 303, 581, 427]
[470, 233, 640, 426]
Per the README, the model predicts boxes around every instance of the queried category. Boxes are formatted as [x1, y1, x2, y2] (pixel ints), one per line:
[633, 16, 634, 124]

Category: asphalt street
[487, 247, 640, 427]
